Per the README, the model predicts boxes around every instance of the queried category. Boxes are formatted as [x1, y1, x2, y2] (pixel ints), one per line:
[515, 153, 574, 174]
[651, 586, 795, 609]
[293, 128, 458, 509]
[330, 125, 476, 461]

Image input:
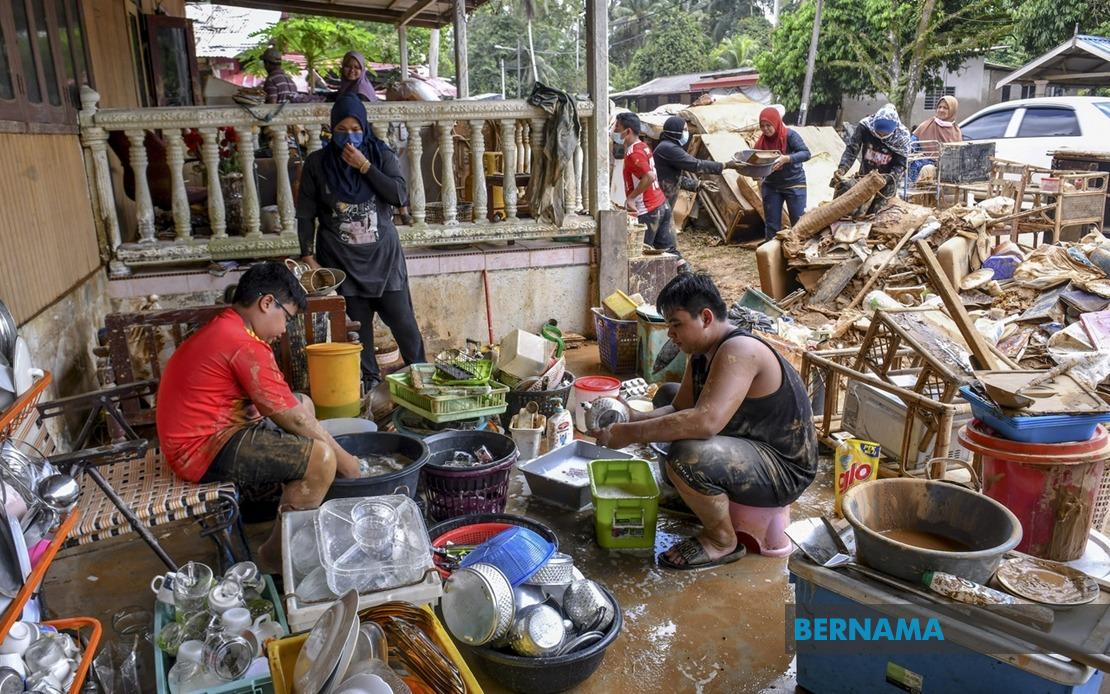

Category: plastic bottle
[833, 438, 880, 516]
[545, 398, 574, 452]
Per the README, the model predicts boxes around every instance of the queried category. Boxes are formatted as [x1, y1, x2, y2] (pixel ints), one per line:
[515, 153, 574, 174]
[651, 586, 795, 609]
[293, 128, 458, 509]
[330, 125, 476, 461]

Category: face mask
[679, 132, 689, 146]
[333, 131, 364, 149]
[610, 130, 625, 145]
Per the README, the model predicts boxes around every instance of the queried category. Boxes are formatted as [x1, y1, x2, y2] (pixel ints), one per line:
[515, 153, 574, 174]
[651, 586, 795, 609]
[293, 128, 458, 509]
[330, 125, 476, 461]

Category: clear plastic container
[315, 495, 431, 595]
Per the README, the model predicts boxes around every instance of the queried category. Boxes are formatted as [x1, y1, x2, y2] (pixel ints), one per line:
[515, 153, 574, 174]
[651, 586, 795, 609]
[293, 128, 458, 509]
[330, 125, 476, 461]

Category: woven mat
[68, 449, 236, 547]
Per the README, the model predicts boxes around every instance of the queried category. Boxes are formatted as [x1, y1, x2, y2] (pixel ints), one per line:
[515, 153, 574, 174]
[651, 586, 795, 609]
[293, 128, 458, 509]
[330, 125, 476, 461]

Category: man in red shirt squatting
[614, 112, 685, 270]
[156, 262, 361, 569]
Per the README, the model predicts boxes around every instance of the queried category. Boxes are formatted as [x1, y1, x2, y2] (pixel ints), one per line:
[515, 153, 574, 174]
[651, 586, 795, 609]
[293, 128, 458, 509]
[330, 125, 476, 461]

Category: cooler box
[790, 556, 1103, 694]
[841, 374, 972, 468]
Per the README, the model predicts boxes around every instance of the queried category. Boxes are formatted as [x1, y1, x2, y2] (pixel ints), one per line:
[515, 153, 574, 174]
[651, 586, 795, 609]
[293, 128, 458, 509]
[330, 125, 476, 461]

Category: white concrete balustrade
[78, 87, 596, 275]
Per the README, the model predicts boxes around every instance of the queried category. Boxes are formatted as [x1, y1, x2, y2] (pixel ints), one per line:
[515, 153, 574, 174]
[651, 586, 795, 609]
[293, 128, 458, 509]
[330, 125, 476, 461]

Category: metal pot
[562, 579, 615, 632]
[523, 553, 575, 587]
[442, 563, 515, 646]
[580, 398, 629, 431]
[509, 603, 566, 657]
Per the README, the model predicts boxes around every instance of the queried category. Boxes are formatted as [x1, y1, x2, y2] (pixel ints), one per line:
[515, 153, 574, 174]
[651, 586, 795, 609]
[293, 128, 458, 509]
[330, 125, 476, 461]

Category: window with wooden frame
[0, 0, 94, 133]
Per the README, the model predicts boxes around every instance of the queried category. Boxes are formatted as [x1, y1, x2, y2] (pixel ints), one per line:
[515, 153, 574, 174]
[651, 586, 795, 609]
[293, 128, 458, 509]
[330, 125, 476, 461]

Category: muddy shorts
[665, 436, 812, 508]
[200, 418, 313, 486]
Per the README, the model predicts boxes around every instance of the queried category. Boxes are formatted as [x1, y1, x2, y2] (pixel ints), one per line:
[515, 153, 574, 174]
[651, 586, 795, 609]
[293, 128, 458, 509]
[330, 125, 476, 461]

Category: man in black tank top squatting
[594, 274, 818, 570]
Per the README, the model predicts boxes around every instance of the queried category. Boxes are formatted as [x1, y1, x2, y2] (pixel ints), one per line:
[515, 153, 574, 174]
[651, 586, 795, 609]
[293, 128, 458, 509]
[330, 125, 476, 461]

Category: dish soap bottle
[545, 398, 573, 452]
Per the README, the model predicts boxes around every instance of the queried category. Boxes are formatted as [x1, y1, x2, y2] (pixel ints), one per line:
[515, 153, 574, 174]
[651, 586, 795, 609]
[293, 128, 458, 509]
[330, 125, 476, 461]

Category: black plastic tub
[324, 432, 430, 501]
[462, 585, 623, 693]
[499, 371, 576, 429]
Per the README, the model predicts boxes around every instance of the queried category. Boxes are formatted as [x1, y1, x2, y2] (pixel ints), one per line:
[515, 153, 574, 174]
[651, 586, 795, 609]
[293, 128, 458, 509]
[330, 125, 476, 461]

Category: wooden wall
[0, 133, 101, 324]
[81, 0, 188, 109]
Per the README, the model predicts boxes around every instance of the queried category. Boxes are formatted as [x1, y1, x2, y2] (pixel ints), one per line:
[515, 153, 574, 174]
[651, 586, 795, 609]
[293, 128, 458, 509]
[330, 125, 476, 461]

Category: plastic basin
[841, 478, 1022, 584]
[463, 585, 623, 694]
[325, 432, 430, 501]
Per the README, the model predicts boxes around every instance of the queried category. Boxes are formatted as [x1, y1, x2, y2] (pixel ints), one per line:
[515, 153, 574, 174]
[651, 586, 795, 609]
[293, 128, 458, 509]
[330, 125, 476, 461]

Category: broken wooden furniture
[46, 296, 356, 570]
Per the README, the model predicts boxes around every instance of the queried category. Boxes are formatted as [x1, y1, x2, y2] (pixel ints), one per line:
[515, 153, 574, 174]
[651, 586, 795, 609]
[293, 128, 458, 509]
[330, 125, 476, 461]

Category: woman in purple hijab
[338, 51, 378, 102]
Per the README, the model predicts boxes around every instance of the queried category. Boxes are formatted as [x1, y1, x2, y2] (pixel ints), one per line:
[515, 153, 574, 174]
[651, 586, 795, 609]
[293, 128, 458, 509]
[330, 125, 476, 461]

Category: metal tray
[519, 441, 633, 511]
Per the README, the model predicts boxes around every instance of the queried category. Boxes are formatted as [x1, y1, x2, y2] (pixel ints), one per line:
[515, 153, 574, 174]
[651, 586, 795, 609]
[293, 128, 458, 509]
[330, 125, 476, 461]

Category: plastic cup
[351, 501, 397, 561]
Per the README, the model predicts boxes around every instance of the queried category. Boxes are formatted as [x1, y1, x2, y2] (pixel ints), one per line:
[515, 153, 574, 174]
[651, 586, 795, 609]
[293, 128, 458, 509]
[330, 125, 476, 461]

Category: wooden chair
[40, 296, 356, 571]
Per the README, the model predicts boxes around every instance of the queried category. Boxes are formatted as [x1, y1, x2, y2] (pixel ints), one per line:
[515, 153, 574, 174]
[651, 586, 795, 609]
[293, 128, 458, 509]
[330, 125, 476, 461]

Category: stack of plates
[293, 590, 360, 694]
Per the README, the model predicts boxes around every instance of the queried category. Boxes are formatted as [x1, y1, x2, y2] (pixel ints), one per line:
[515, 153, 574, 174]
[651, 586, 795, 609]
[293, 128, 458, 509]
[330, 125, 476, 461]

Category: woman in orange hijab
[753, 106, 811, 242]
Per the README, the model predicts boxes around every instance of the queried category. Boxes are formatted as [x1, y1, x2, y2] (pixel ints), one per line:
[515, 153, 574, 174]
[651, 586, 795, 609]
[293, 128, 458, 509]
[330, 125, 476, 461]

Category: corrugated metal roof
[187, 4, 282, 58]
[612, 68, 758, 99]
[998, 33, 1110, 87]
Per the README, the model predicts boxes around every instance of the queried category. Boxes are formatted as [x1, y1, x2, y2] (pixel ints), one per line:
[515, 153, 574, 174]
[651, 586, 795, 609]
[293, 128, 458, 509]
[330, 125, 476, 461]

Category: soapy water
[357, 453, 413, 477]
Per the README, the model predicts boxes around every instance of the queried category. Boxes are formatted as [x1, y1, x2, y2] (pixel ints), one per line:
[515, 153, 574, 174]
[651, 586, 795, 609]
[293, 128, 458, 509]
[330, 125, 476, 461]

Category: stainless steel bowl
[509, 603, 566, 657]
[442, 562, 515, 646]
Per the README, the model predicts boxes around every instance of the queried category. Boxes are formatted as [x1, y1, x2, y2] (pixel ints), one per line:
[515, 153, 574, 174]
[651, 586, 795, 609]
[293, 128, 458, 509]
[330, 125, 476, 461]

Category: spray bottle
[545, 397, 574, 452]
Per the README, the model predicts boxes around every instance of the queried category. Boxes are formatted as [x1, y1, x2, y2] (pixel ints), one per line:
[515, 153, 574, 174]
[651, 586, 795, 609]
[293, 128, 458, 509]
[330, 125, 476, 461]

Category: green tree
[240, 17, 383, 86]
[1013, 0, 1110, 57]
[627, 13, 711, 84]
[703, 0, 769, 43]
[759, 0, 1016, 121]
[712, 33, 765, 68]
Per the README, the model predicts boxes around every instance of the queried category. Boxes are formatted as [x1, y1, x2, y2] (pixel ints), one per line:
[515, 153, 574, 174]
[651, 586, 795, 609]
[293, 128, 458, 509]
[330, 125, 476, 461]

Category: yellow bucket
[305, 342, 363, 419]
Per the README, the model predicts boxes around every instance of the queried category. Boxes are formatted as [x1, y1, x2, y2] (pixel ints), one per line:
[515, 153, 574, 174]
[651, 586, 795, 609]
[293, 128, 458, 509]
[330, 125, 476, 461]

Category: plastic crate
[281, 509, 444, 633]
[588, 459, 659, 550]
[431, 357, 493, 386]
[387, 365, 509, 423]
[592, 308, 638, 374]
[960, 386, 1108, 444]
[153, 575, 289, 694]
[266, 605, 483, 694]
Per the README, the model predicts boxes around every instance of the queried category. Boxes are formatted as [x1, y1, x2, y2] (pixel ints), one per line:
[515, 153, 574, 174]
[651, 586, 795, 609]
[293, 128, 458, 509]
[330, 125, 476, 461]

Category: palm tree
[713, 34, 761, 68]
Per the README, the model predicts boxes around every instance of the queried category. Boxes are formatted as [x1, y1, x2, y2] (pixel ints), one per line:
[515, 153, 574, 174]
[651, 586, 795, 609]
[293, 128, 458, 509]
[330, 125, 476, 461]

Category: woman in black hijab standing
[297, 93, 426, 389]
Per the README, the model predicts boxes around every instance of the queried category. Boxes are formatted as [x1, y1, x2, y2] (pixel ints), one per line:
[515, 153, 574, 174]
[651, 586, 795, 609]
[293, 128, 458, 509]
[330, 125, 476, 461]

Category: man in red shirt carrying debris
[156, 261, 361, 568]
[614, 112, 685, 270]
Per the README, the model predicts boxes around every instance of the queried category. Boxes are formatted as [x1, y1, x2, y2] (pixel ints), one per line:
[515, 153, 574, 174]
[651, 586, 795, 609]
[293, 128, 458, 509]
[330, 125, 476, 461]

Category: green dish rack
[387, 364, 509, 423]
[588, 459, 660, 550]
[430, 357, 493, 386]
[153, 575, 289, 694]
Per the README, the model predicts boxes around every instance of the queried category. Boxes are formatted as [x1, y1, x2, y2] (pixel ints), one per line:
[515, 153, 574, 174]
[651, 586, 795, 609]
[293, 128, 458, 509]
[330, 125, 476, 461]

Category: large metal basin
[842, 478, 1022, 584]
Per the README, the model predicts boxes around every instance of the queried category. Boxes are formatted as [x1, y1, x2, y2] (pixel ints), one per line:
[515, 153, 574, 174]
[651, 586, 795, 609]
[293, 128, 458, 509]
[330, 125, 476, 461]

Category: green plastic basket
[431, 357, 493, 386]
[388, 365, 509, 423]
[588, 459, 660, 550]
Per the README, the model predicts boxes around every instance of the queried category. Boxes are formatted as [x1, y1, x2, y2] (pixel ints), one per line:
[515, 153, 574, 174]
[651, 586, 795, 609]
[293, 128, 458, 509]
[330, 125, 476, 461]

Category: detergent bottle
[545, 398, 574, 452]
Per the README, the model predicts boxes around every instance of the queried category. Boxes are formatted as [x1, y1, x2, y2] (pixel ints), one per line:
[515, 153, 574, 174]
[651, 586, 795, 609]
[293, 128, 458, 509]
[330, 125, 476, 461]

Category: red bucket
[958, 420, 1110, 561]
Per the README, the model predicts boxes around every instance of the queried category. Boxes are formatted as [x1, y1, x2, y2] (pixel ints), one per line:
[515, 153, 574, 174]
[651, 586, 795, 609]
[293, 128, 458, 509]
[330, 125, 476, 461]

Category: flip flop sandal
[658, 536, 747, 571]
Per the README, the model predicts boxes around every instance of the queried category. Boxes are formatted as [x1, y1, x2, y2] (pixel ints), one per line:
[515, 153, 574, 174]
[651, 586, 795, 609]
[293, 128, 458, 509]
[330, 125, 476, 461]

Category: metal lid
[442, 564, 513, 645]
[0, 667, 23, 694]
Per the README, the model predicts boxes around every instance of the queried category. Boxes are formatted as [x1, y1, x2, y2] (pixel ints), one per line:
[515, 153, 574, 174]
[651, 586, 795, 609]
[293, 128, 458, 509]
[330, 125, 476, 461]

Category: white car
[958, 96, 1110, 168]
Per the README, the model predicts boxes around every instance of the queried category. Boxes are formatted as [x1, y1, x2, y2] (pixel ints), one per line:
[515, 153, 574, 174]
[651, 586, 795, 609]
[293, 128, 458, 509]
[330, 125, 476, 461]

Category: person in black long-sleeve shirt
[653, 116, 739, 209]
[833, 104, 910, 214]
[753, 107, 811, 241]
[296, 93, 426, 389]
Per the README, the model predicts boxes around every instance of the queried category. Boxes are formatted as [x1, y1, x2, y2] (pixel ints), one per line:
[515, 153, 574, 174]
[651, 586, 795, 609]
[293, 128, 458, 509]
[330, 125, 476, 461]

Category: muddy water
[879, 528, 971, 552]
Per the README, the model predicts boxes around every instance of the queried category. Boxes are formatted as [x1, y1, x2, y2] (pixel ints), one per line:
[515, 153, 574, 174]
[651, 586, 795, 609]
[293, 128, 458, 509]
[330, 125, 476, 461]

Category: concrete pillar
[1034, 79, 1048, 97]
[399, 25, 409, 78]
[453, 0, 469, 98]
[585, 0, 610, 217]
[428, 28, 440, 78]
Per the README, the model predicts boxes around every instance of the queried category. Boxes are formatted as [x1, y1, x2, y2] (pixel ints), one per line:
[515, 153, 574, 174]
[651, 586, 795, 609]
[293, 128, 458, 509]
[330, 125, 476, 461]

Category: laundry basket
[592, 308, 637, 374]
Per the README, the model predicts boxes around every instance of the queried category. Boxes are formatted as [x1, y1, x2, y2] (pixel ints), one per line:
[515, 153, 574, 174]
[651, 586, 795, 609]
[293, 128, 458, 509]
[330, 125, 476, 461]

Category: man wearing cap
[832, 104, 911, 214]
[262, 47, 306, 104]
[653, 116, 740, 210]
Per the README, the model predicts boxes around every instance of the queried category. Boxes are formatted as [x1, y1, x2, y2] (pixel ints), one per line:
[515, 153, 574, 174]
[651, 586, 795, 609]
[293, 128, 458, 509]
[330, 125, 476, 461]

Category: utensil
[509, 603, 566, 657]
[995, 556, 1100, 607]
[294, 589, 359, 694]
[556, 630, 604, 656]
[441, 563, 515, 646]
[581, 397, 629, 431]
[977, 354, 1104, 409]
[562, 579, 615, 632]
[524, 553, 576, 587]
[20, 474, 78, 532]
[0, 301, 15, 365]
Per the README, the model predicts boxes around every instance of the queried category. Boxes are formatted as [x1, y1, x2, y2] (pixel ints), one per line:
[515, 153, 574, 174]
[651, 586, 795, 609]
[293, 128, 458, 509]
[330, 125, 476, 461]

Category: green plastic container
[636, 317, 687, 384]
[588, 459, 660, 550]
